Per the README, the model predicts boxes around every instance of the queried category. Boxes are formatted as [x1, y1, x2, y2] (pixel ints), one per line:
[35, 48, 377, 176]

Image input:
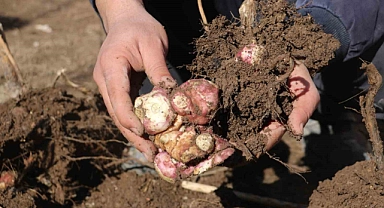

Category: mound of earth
[309, 161, 384, 207]
[0, 88, 122, 207]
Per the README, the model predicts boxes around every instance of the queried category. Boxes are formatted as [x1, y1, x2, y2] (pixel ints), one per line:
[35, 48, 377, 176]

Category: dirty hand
[93, 0, 176, 161]
[263, 61, 320, 150]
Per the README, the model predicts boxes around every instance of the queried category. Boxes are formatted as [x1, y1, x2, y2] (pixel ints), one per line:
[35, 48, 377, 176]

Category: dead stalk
[52, 68, 90, 93]
[0, 23, 26, 98]
[239, 0, 257, 29]
[359, 63, 384, 173]
[197, 0, 209, 31]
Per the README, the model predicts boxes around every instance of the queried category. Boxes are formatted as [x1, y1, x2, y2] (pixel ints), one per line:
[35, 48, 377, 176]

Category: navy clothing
[90, 0, 384, 119]
[296, 0, 384, 62]
[293, 0, 384, 119]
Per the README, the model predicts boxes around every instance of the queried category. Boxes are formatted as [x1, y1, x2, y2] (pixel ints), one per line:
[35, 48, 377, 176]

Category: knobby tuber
[134, 79, 234, 183]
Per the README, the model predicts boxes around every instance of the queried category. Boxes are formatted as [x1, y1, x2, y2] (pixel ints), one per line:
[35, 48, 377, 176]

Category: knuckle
[98, 49, 120, 70]
[117, 114, 137, 130]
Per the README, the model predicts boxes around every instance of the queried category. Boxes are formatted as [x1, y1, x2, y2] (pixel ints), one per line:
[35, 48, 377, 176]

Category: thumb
[288, 62, 320, 135]
[141, 44, 177, 88]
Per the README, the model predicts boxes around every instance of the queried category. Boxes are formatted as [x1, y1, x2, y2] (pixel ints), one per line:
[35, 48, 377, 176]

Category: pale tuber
[154, 124, 215, 164]
[134, 86, 176, 135]
[133, 79, 234, 182]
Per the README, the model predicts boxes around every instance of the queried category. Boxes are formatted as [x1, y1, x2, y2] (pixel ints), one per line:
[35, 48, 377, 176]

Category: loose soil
[0, 0, 383, 208]
[310, 161, 384, 207]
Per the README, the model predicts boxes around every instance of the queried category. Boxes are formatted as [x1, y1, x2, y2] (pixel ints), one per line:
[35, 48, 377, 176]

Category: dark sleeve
[296, 0, 384, 61]
[214, 0, 243, 20]
[89, 0, 99, 14]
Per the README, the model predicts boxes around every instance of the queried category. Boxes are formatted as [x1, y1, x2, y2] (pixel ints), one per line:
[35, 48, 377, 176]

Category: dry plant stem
[0, 23, 25, 98]
[239, 0, 257, 29]
[52, 68, 90, 93]
[197, 0, 209, 31]
[181, 181, 307, 208]
[359, 63, 384, 172]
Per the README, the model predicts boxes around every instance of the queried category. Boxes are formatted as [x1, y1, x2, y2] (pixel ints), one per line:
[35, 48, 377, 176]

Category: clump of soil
[0, 88, 123, 207]
[188, 0, 339, 158]
[309, 161, 384, 207]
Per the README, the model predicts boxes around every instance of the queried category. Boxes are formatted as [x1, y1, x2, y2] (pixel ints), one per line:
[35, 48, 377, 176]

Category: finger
[101, 56, 144, 136]
[140, 40, 177, 88]
[288, 62, 320, 135]
[262, 121, 286, 150]
[94, 67, 157, 161]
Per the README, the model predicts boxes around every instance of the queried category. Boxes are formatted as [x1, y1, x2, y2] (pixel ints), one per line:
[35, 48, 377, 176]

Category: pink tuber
[134, 79, 234, 182]
[171, 79, 219, 125]
[236, 43, 266, 65]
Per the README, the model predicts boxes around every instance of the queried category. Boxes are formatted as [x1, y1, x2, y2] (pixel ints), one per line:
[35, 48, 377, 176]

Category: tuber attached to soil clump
[187, 0, 340, 160]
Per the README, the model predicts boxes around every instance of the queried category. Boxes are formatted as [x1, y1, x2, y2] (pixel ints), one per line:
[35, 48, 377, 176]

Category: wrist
[96, 0, 145, 32]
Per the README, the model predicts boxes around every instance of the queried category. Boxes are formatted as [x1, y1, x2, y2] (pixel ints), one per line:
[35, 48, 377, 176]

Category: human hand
[263, 61, 320, 150]
[93, 0, 176, 161]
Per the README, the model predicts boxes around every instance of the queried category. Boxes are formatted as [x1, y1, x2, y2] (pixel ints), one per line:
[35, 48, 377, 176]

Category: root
[266, 152, 309, 184]
[359, 63, 384, 174]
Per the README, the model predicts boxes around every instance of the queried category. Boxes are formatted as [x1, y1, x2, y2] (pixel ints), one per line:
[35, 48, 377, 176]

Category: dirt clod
[188, 0, 339, 159]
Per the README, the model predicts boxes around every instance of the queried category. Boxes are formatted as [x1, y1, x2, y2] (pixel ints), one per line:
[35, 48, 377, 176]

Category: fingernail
[298, 123, 304, 135]
[160, 76, 177, 88]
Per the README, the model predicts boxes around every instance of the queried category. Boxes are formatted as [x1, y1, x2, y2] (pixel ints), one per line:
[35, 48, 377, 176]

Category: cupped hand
[93, 0, 176, 161]
[263, 61, 320, 150]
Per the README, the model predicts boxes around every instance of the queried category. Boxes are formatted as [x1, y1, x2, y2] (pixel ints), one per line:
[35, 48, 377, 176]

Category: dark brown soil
[75, 171, 227, 208]
[310, 161, 384, 207]
[188, 0, 339, 159]
[0, 88, 123, 207]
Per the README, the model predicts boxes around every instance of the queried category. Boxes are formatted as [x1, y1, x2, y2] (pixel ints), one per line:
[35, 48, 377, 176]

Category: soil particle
[0, 190, 36, 208]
